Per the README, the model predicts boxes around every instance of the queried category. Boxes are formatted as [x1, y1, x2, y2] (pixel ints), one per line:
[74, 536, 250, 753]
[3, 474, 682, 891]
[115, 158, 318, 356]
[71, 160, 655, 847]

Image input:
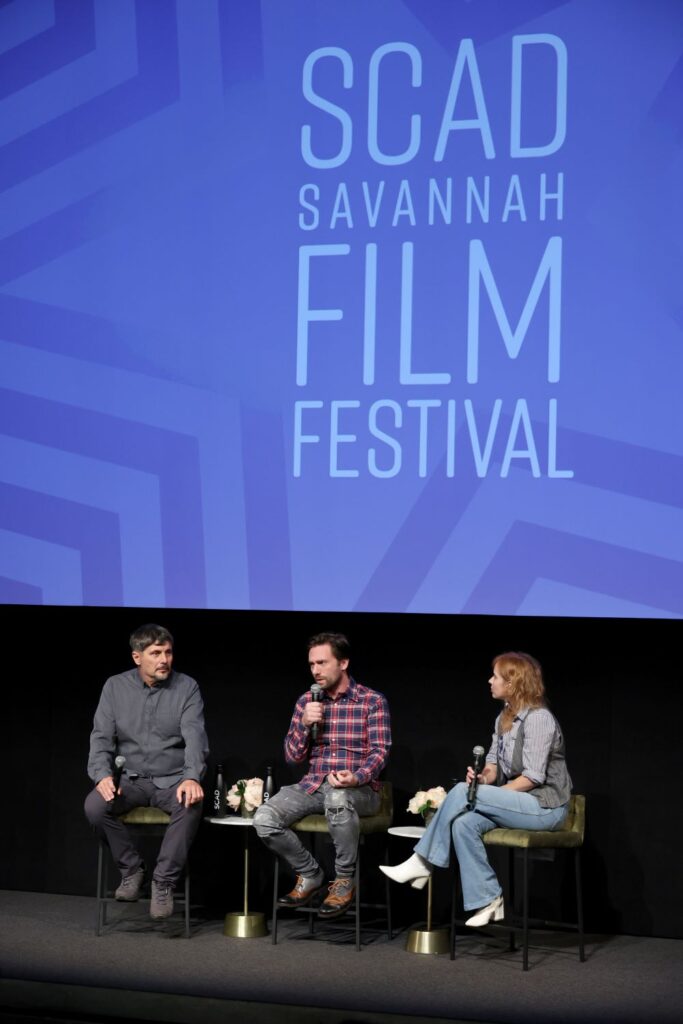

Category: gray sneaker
[114, 865, 145, 901]
[150, 880, 174, 919]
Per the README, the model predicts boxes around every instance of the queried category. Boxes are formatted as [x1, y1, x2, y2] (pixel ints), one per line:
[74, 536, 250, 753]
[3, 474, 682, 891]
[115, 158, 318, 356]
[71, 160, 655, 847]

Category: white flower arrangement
[407, 786, 447, 819]
[227, 776, 264, 813]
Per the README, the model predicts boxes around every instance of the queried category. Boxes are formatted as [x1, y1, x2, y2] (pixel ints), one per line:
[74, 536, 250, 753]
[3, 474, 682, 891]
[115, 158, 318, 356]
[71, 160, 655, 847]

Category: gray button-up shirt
[87, 668, 209, 788]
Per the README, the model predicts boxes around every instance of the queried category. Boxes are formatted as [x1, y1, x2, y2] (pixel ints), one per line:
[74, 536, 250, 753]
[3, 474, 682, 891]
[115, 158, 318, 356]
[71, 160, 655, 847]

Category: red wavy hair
[493, 651, 546, 732]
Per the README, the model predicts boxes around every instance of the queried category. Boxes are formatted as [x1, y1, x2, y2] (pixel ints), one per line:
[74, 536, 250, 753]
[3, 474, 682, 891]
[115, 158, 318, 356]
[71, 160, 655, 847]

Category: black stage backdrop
[3, 605, 679, 940]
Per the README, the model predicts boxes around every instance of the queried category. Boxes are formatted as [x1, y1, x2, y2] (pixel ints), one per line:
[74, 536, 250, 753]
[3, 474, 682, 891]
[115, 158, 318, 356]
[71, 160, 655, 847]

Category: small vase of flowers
[227, 777, 264, 817]
[407, 786, 447, 825]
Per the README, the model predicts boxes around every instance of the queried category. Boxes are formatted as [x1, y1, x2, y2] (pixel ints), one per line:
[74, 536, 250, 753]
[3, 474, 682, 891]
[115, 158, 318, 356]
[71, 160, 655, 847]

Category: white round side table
[388, 825, 450, 954]
[205, 815, 268, 938]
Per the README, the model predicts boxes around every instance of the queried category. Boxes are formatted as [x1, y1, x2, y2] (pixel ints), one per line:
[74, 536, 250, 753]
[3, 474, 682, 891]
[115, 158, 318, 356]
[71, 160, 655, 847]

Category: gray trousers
[253, 781, 380, 879]
[84, 776, 202, 887]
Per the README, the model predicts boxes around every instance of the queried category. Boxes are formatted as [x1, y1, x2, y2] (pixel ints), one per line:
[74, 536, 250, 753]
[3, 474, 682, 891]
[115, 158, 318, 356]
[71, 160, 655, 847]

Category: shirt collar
[134, 669, 171, 691]
[325, 676, 360, 702]
[345, 677, 360, 701]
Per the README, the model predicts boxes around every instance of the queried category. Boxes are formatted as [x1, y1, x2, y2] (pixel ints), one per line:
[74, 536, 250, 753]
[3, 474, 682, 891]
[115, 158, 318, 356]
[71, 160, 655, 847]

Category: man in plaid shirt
[254, 632, 391, 918]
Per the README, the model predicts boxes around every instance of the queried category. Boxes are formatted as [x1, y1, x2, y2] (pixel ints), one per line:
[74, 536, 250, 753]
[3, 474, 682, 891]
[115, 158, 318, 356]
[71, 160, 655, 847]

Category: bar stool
[450, 793, 586, 970]
[271, 781, 393, 950]
[95, 806, 191, 937]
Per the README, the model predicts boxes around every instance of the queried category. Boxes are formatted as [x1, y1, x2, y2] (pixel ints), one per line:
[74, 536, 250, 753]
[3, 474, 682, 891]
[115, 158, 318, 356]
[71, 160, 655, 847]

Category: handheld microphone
[310, 682, 323, 741]
[112, 755, 126, 795]
[466, 746, 486, 808]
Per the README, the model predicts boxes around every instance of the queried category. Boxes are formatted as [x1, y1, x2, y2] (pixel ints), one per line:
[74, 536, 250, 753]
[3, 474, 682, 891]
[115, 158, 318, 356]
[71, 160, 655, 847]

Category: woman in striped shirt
[380, 651, 572, 926]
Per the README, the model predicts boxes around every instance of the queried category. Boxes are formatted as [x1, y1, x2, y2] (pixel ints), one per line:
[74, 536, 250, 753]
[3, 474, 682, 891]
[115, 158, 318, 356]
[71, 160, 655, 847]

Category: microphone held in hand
[310, 682, 323, 741]
[466, 745, 486, 808]
[112, 755, 126, 796]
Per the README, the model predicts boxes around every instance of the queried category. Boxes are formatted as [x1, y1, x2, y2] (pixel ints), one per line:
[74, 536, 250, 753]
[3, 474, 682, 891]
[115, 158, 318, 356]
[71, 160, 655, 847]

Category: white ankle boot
[379, 853, 431, 890]
[465, 894, 504, 927]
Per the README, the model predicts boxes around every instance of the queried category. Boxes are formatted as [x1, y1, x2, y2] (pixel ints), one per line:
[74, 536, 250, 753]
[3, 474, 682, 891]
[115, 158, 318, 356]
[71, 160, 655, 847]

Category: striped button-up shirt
[486, 706, 560, 784]
[284, 678, 391, 793]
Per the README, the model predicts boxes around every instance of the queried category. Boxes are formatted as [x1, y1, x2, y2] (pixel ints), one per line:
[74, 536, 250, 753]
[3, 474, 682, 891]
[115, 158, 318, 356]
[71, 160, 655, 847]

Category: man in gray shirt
[84, 624, 209, 920]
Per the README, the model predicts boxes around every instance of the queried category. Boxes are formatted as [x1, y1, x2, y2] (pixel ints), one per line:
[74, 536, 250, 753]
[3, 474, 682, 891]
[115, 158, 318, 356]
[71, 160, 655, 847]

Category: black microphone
[112, 755, 126, 795]
[466, 745, 486, 808]
[310, 682, 323, 741]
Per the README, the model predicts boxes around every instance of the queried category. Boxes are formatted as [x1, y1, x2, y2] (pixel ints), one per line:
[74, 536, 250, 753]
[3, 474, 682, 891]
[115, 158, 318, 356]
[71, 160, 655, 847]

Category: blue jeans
[414, 782, 568, 911]
[253, 781, 380, 879]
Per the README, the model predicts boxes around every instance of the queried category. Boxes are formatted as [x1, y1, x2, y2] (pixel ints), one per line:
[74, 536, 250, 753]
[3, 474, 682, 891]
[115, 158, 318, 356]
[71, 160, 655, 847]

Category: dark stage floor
[0, 891, 681, 1024]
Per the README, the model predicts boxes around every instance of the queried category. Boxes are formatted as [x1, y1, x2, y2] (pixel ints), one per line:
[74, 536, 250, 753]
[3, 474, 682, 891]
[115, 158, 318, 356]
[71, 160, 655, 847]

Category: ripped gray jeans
[253, 781, 380, 879]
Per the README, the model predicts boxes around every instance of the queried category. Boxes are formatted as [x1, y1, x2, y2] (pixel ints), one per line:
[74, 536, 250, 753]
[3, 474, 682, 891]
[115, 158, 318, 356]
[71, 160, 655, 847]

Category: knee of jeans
[440, 782, 464, 812]
[253, 803, 282, 838]
[324, 788, 354, 822]
[452, 810, 476, 837]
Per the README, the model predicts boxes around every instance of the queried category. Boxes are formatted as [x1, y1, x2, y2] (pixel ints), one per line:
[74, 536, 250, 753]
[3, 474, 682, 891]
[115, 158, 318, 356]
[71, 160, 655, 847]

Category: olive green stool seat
[451, 793, 586, 970]
[271, 781, 394, 950]
[96, 806, 191, 937]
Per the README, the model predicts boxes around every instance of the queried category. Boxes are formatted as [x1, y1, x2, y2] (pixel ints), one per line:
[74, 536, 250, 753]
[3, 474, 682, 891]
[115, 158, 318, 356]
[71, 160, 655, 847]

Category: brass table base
[405, 924, 451, 955]
[223, 911, 268, 938]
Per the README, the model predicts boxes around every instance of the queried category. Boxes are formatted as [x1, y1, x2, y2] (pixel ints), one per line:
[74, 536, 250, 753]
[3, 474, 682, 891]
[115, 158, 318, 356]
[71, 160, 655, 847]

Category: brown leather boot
[318, 877, 355, 918]
[277, 870, 325, 907]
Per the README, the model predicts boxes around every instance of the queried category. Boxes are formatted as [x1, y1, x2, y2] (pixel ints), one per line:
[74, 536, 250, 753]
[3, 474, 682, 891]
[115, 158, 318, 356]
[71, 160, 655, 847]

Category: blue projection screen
[1, 0, 682, 616]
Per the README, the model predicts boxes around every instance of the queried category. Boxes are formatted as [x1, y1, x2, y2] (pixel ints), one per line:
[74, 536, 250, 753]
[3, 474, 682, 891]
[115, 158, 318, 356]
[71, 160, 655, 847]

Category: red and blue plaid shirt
[284, 677, 391, 793]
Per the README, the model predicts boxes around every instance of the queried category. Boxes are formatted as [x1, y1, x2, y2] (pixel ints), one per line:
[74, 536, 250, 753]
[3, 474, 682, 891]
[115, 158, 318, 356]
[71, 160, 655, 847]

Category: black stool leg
[528, 851, 532, 970]
[184, 870, 191, 938]
[354, 853, 361, 952]
[96, 841, 106, 936]
[271, 857, 279, 944]
[450, 869, 460, 960]
[575, 849, 585, 962]
[507, 848, 516, 951]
